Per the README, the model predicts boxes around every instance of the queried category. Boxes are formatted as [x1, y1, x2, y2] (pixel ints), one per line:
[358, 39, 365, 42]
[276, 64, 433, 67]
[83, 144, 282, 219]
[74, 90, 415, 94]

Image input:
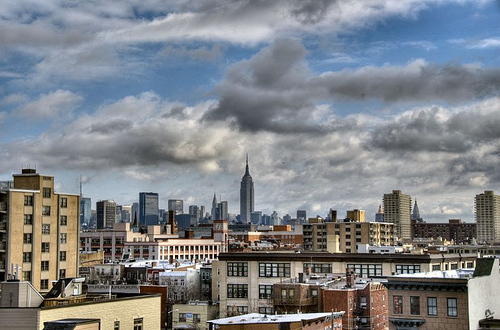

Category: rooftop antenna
[80, 175, 83, 197]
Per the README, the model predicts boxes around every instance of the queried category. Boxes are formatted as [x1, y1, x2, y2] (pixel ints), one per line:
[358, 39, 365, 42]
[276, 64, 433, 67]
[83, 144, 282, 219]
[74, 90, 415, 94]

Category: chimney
[346, 268, 355, 288]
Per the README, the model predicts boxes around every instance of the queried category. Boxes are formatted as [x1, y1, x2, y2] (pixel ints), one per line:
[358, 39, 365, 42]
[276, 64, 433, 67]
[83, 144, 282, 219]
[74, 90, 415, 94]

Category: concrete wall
[468, 258, 500, 329]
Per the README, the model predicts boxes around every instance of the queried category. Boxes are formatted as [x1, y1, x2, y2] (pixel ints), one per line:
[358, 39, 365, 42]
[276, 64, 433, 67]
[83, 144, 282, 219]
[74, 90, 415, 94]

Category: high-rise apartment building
[0, 168, 79, 292]
[475, 190, 500, 243]
[96, 200, 117, 229]
[383, 190, 412, 240]
[168, 199, 183, 215]
[140, 192, 159, 227]
[239, 156, 254, 223]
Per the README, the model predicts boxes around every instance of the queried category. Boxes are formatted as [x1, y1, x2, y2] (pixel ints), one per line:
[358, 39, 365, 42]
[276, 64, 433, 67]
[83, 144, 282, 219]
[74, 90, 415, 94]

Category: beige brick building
[384, 190, 412, 241]
[0, 168, 79, 292]
[302, 219, 394, 253]
[0, 280, 161, 329]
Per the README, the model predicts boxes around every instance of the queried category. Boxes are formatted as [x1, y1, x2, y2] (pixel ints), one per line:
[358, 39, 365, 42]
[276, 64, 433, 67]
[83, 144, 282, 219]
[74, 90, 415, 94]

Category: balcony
[0, 202, 6, 212]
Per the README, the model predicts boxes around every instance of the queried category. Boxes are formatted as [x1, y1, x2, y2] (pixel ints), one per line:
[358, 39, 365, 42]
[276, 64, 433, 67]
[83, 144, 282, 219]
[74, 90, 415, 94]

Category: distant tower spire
[79, 175, 83, 197]
[240, 154, 254, 223]
[245, 153, 250, 176]
[412, 198, 422, 222]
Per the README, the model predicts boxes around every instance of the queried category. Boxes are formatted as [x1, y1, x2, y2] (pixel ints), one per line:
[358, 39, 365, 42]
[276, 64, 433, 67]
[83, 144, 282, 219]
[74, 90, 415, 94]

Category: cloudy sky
[1, 0, 500, 222]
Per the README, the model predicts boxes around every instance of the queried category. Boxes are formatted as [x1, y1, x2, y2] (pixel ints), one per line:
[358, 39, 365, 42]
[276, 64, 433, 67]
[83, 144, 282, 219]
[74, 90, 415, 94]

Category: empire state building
[240, 155, 254, 223]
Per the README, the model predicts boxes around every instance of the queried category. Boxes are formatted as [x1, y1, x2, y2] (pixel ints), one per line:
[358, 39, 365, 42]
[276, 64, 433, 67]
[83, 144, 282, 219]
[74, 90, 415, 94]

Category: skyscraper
[211, 193, 217, 220]
[139, 192, 159, 227]
[240, 155, 254, 223]
[80, 197, 91, 228]
[375, 205, 384, 222]
[96, 199, 117, 229]
[383, 190, 412, 240]
[475, 190, 500, 243]
[168, 199, 183, 215]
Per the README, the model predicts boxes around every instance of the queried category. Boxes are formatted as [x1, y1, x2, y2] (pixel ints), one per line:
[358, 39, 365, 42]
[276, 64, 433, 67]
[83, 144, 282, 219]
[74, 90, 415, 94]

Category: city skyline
[1, 1, 500, 222]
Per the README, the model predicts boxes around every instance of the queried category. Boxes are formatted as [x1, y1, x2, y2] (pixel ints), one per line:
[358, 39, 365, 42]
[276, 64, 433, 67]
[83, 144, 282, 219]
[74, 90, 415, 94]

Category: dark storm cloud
[313, 62, 500, 103]
[369, 99, 500, 153]
[204, 39, 500, 134]
[291, 0, 338, 25]
[89, 119, 133, 134]
[202, 39, 325, 133]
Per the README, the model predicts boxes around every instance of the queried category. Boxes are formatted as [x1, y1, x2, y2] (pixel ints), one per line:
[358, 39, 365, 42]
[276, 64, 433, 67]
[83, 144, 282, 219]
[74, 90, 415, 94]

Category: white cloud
[16, 90, 83, 120]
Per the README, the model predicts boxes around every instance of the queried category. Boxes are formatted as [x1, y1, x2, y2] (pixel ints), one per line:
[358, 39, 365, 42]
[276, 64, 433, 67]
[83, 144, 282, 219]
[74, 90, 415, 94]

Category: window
[133, 318, 143, 330]
[466, 262, 474, 268]
[23, 252, 32, 263]
[447, 298, 458, 317]
[227, 306, 248, 316]
[42, 242, 50, 252]
[396, 264, 421, 274]
[227, 262, 248, 276]
[193, 314, 201, 323]
[23, 233, 32, 244]
[259, 263, 291, 277]
[23, 271, 31, 281]
[24, 195, 33, 206]
[43, 188, 51, 198]
[303, 263, 332, 273]
[393, 296, 403, 314]
[259, 285, 273, 299]
[347, 263, 382, 277]
[227, 284, 248, 298]
[432, 264, 441, 271]
[41, 260, 49, 271]
[60, 233, 67, 243]
[42, 224, 50, 234]
[410, 296, 420, 315]
[60, 251, 66, 261]
[60, 215, 67, 226]
[42, 206, 50, 216]
[288, 288, 295, 298]
[114, 320, 120, 330]
[259, 307, 273, 314]
[179, 313, 187, 322]
[60, 197, 68, 208]
[40, 279, 49, 290]
[450, 263, 458, 270]
[427, 297, 437, 316]
[360, 296, 367, 308]
[24, 214, 33, 225]
[59, 269, 66, 278]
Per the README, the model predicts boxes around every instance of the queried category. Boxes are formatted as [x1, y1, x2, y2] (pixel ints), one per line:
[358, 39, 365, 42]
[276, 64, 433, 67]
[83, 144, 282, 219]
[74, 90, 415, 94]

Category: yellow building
[0, 168, 79, 292]
[0, 280, 161, 329]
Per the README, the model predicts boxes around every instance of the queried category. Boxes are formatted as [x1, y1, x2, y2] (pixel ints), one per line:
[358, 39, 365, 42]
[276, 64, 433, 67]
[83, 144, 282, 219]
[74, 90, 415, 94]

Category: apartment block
[302, 219, 394, 253]
[0, 168, 79, 292]
[384, 190, 412, 240]
[384, 258, 500, 330]
[412, 219, 476, 244]
[475, 190, 500, 244]
[212, 252, 477, 318]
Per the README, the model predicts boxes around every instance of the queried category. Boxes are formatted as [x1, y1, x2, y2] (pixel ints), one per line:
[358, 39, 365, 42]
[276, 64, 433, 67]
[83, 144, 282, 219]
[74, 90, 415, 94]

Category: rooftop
[208, 312, 344, 325]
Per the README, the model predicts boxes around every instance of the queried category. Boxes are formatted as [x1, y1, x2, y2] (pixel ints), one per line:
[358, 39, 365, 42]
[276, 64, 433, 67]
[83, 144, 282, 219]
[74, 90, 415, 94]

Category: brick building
[384, 258, 500, 330]
[412, 219, 476, 244]
[322, 269, 389, 330]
